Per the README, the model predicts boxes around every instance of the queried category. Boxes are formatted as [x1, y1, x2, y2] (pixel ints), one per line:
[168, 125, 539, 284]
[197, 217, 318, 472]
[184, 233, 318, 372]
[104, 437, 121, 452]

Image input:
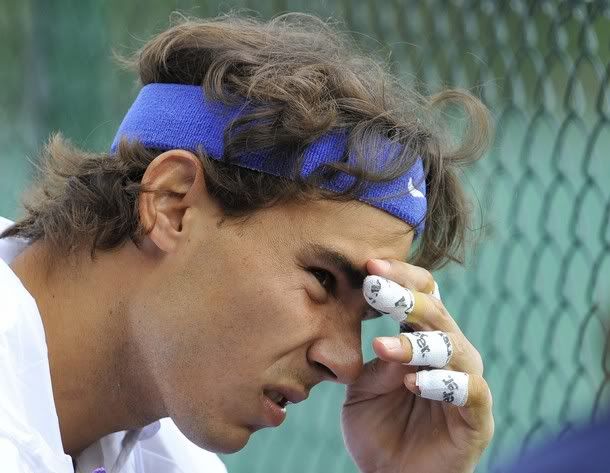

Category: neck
[10, 241, 165, 456]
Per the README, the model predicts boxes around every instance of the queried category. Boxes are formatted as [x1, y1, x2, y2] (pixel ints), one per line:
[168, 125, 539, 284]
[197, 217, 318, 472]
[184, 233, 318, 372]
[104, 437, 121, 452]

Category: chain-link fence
[1, 1, 609, 472]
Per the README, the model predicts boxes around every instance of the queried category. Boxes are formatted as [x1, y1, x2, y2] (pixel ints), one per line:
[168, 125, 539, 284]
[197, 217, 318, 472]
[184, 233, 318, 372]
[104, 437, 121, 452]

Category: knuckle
[464, 375, 494, 445]
[451, 334, 466, 359]
[473, 417, 495, 451]
[390, 261, 433, 292]
[464, 339, 484, 375]
[429, 297, 450, 323]
[486, 416, 495, 442]
[487, 384, 494, 410]
[385, 258, 402, 274]
[469, 373, 492, 407]
[449, 336, 485, 375]
[429, 295, 446, 314]
[468, 373, 482, 399]
[474, 349, 484, 374]
[421, 269, 435, 292]
[427, 297, 461, 333]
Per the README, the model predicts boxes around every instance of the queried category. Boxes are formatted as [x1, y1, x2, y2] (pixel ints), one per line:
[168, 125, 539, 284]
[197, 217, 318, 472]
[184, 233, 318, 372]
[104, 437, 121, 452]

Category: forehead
[269, 198, 414, 265]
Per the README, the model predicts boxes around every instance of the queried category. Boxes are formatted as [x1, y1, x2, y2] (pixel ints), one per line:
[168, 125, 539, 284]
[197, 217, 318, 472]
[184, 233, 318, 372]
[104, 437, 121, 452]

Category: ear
[138, 149, 208, 253]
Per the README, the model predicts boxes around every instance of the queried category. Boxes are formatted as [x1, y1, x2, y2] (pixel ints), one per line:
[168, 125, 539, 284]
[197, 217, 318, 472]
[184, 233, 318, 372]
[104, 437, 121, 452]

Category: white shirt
[0, 216, 227, 473]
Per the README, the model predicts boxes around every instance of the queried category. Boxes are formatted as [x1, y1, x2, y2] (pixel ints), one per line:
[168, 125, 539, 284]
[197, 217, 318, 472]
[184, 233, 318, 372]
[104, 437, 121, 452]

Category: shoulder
[0, 217, 28, 264]
[0, 215, 14, 231]
[0, 257, 45, 351]
[138, 418, 227, 473]
[0, 216, 42, 344]
[0, 261, 73, 471]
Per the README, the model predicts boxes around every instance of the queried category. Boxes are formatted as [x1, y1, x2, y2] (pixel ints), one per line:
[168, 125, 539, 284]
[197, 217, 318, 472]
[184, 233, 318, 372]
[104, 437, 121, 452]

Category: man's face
[128, 196, 413, 453]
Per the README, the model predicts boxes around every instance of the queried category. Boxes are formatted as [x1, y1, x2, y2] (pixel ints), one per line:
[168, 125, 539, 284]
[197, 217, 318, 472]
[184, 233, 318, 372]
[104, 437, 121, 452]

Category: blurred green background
[1, 1, 609, 472]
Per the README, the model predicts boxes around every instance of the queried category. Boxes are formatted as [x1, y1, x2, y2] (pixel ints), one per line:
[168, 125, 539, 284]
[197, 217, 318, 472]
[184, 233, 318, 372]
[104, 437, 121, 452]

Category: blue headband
[111, 83, 427, 236]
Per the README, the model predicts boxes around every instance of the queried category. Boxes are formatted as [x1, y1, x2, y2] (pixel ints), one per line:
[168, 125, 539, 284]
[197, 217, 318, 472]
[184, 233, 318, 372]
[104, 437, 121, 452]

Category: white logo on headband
[408, 177, 425, 199]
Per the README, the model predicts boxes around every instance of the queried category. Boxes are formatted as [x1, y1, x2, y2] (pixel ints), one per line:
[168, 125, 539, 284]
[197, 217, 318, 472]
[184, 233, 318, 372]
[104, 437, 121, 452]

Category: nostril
[314, 362, 337, 381]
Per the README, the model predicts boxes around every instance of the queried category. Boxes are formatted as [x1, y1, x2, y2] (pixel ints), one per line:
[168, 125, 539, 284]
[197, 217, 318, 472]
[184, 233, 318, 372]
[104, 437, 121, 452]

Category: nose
[307, 324, 364, 385]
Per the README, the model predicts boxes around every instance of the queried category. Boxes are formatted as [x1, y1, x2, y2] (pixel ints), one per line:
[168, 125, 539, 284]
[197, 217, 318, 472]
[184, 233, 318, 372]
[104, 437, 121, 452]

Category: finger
[363, 275, 458, 332]
[407, 292, 458, 332]
[408, 369, 469, 406]
[367, 258, 436, 294]
[404, 369, 490, 408]
[344, 357, 414, 404]
[374, 331, 453, 368]
[365, 276, 484, 375]
[405, 370, 494, 433]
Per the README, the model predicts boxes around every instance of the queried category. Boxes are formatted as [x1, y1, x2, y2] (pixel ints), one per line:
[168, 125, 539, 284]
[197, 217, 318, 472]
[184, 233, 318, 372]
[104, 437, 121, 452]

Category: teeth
[266, 390, 284, 404]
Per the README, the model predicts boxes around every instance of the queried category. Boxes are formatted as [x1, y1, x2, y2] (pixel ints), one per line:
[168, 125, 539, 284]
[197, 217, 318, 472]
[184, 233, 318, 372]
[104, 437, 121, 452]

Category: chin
[203, 425, 252, 454]
[213, 437, 250, 454]
[176, 418, 252, 454]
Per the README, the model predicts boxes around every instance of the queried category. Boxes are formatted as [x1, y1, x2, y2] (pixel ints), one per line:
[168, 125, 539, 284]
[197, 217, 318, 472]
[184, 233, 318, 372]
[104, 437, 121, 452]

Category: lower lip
[261, 394, 287, 427]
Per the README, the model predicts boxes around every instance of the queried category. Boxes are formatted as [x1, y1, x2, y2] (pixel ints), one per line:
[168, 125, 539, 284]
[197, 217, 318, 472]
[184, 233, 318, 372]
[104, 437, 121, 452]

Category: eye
[309, 267, 337, 295]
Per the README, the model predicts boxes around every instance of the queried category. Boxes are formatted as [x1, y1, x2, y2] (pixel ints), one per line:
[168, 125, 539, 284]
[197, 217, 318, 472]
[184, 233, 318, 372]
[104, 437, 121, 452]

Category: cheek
[133, 257, 316, 386]
[128, 264, 331, 450]
[202, 281, 325, 380]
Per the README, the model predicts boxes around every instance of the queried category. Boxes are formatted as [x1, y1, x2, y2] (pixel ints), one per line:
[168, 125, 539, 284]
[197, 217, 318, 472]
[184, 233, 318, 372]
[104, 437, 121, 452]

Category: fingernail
[404, 373, 420, 394]
[371, 259, 390, 272]
[378, 336, 402, 353]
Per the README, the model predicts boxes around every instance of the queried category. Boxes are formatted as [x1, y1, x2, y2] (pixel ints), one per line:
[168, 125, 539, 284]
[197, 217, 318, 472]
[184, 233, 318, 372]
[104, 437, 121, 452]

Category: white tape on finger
[363, 275, 414, 323]
[415, 369, 469, 407]
[402, 331, 453, 368]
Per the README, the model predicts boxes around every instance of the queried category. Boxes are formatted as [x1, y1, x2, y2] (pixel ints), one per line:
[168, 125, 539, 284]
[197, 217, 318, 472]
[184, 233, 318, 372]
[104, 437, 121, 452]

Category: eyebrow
[300, 243, 368, 290]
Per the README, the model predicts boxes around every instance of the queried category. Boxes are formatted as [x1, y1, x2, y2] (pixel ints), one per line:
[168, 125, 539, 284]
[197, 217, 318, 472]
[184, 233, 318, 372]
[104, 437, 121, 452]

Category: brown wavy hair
[1, 12, 493, 270]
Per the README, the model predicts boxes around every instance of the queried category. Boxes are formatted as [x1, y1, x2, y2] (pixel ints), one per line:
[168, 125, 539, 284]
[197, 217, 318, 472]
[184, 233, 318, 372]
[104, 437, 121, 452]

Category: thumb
[345, 339, 416, 404]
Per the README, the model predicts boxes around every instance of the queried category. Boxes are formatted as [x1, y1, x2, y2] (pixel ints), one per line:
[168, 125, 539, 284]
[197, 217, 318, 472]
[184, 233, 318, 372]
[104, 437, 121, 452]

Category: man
[0, 13, 494, 473]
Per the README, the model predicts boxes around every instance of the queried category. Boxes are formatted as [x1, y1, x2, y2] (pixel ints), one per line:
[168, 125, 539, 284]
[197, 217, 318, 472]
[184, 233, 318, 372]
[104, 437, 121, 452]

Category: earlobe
[137, 149, 204, 253]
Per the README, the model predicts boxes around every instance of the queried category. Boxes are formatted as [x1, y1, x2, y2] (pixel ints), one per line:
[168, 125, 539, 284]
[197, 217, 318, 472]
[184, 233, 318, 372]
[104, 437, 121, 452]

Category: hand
[342, 259, 494, 473]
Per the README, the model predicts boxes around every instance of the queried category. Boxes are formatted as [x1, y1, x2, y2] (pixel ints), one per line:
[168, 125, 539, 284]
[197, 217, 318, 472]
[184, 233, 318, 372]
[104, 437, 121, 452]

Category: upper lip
[266, 385, 309, 405]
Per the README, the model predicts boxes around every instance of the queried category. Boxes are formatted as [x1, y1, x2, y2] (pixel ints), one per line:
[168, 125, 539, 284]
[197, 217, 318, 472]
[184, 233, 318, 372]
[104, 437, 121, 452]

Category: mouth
[260, 386, 308, 427]
[264, 385, 308, 407]
[263, 389, 290, 409]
